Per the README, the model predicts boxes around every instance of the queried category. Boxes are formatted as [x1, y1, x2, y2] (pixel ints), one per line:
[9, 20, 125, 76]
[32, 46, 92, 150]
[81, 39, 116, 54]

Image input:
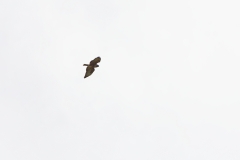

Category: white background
[1, 0, 240, 159]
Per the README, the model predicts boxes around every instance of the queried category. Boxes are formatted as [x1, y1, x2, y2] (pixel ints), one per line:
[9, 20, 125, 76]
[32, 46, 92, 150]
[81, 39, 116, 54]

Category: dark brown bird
[83, 57, 101, 78]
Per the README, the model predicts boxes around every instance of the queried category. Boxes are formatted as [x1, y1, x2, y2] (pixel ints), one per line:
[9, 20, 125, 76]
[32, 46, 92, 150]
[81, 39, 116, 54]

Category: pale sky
[1, 0, 240, 159]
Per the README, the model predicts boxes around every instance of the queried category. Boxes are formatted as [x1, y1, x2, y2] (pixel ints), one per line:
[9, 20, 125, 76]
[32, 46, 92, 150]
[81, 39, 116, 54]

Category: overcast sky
[1, 0, 240, 159]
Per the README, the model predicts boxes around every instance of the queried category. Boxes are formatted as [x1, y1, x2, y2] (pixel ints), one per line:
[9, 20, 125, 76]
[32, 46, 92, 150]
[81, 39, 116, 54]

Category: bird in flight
[83, 57, 101, 78]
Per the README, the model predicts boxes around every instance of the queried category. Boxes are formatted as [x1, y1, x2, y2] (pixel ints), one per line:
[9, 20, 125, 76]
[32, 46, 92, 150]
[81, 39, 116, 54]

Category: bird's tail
[83, 64, 89, 66]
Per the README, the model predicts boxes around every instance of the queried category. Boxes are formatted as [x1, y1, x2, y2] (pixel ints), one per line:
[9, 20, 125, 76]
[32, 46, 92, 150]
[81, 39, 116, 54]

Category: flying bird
[83, 57, 101, 78]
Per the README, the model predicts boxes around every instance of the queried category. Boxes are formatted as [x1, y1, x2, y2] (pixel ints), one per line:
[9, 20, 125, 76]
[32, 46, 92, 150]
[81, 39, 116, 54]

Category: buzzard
[83, 57, 101, 78]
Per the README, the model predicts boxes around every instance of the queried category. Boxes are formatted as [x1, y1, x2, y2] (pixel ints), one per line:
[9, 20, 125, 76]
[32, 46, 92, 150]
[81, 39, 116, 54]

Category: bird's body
[83, 57, 101, 78]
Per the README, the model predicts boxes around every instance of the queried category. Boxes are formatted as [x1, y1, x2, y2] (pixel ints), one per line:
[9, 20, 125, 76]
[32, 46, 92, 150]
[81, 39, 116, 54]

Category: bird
[83, 57, 101, 78]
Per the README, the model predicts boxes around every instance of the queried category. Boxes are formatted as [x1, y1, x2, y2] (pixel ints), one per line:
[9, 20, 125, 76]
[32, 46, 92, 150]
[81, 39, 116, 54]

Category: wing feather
[90, 57, 101, 65]
[84, 66, 95, 78]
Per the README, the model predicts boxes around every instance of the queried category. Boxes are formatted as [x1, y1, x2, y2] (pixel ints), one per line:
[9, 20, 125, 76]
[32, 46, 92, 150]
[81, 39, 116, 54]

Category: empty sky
[1, 0, 240, 159]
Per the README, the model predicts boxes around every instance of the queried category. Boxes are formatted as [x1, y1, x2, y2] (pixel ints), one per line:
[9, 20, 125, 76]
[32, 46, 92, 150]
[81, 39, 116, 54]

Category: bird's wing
[84, 66, 95, 78]
[90, 57, 101, 65]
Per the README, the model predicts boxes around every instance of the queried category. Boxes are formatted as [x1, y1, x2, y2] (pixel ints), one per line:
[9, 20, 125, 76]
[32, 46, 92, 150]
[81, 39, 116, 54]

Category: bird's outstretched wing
[84, 66, 95, 78]
[90, 57, 101, 66]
